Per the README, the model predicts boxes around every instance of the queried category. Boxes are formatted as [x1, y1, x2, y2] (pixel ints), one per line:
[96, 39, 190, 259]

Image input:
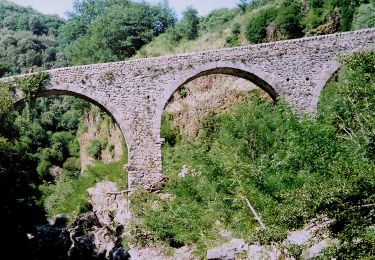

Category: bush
[42, 156, 128, 218]
[87, 138, 108, 159]
[36, 159, 52, 179]
[160, 113, 180, 146]
[351, 3, 375, 30]
[200, 8, 237, 32]
[246, 7, 278, 43]
[17, 72, 49, 102]
[63, 157, 81, 172]
[226, 23, 241, 47]
[275, 0, 304, 39]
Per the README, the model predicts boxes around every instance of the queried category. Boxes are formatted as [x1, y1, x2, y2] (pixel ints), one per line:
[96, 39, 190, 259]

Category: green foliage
[226, 23, 241, 47]
[160, 113, 180, 147]
[36, 159, 52, 179]
[0, 82, 12, 117]
[246, 7, 278, 43]
[178, 86, 189, 98]
[0, 0, 63, 34]
[238, 0, 249, 13]
[0, 83, 44, 255]
[335, 0, 362, 31]
[304, 0, 369, 33]
[246, 0, 303, 43]
[64, 0, 175, 65]
[172, 7, 200, 42]
[87, 138, 108, 159]
[200, 8, 237, 32]
[0, 1, 65, 76]
[17, 71, 49, 102]
[275, 0, 304, 39]
[351, 3, 375, 30]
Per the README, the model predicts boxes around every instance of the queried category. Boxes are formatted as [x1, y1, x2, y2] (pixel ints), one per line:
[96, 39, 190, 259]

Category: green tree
[0, 84, 44, 256]
[65, 1, 175, 64]
[246, 7, 278, 43]
[175, 7, 200, 40]
[351, 3, 375, 30]
[238, 0, 249, 13]
[275, 0, 304, 39]
[28, 15, 47, 35]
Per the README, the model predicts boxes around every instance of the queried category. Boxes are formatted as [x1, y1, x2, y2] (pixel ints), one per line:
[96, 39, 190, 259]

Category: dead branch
[241, 196, 266, 230]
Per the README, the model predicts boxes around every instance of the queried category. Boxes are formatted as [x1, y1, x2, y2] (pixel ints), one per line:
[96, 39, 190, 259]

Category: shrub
[226, 23, 241, 47]
[200, 8, 237, 32]
[63, 157, 81, 172]
[275, 0, 304, 39]
[351, 3, 375, 30]
[87, 138, 108, 159]
[160, 113, 180, 146]
[36, 159, 52, 179]
[17, 71, 49, 102]
[246, 7, 278, 43]
[42, 156, 128, 218]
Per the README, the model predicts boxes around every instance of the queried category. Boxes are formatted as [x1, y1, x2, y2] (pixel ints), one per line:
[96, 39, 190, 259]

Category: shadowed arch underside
[175, 67, 278, 102]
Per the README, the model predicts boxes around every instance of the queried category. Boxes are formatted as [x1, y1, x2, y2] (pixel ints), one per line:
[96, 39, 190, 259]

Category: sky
[9, 0, 238, 18]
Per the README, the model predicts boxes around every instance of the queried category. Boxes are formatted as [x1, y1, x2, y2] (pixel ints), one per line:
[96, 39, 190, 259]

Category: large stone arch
[154, 63, 280, 136]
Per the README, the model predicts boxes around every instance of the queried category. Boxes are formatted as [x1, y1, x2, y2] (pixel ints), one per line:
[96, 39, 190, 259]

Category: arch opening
[172, 67, 278, 104]
[13, 91, 129, 218]
[161, 68, 276, 141]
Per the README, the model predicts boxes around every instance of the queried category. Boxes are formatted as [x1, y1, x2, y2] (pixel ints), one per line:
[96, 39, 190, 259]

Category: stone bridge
[2, 29, 375, 189]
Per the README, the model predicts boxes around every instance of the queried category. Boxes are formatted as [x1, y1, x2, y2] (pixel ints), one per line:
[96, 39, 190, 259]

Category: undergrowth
[130, 51, 375, 258]
[40, 151, 128, 219]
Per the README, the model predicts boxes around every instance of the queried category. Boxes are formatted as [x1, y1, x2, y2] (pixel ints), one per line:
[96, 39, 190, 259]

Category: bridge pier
[125, 140, 164, 189]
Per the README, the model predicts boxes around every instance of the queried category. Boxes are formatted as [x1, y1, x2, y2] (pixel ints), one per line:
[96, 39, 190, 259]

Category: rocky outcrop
[128, 245, 196, 260]
[207, 217, 337, 260]
[87, 181, 131, 227]
[207, 239, 249, 260]
[30, 181, 130, 259]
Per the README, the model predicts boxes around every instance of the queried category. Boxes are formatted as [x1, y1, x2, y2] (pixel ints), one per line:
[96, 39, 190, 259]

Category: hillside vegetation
[137, 0, 375, 57]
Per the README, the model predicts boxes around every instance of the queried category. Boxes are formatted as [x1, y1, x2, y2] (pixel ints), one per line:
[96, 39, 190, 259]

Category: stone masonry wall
[2, 28, 375, 189]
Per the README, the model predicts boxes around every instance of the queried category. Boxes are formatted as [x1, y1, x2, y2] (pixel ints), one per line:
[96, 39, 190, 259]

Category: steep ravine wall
[79, 110, 124, 172]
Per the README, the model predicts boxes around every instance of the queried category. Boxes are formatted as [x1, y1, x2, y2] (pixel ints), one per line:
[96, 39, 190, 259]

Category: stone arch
[13, 88, 132, 167]
[171, 66, 278, 104]
[155, 64, 279, 135]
